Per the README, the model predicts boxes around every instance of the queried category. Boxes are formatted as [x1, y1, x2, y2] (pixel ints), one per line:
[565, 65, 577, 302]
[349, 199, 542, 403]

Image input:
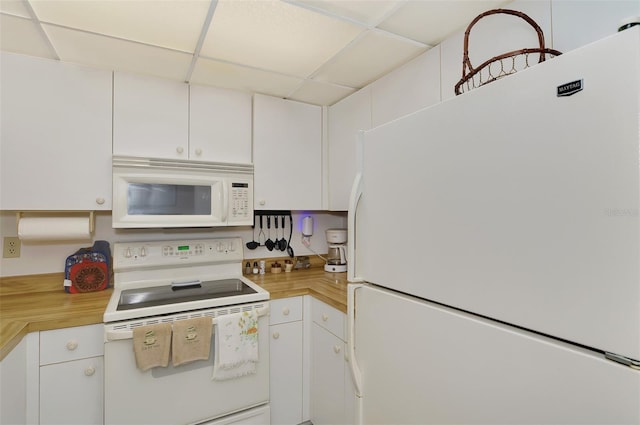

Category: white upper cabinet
[113, 72, 252, 164]
[327, 87, 371, 211]
[370, 46, 441, 127]
[113, 71, 189, 159]
[253, 94, 323, 210]
[0, 52, 112, 211]
[551, 0, 639, 53]
[189, 85, 252, 164]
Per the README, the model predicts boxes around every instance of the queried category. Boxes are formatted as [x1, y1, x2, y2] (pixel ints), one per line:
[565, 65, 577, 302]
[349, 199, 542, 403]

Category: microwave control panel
[231, 182, 251, 219]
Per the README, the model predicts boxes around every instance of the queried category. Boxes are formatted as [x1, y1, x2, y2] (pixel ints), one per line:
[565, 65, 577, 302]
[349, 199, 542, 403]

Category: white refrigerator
[347, 27, 640, 424]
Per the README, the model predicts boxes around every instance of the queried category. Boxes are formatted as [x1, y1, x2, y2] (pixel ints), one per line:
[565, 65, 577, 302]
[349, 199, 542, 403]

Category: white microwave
[112, 156, 253, 228]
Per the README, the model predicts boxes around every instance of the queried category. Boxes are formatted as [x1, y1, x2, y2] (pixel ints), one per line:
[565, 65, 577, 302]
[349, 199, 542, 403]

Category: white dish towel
[212, 310, 259, 381]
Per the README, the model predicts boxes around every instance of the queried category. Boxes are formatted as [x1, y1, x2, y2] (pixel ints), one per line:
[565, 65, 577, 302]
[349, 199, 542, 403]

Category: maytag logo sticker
[557, 79, 583, 97]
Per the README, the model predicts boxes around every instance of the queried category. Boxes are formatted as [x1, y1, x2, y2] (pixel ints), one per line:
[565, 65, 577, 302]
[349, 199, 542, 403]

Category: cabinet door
[113, 71, 189, 159]
[253, 94, 322, 210]
[310, 323, 345, 425]
[269, 321, 303, 425]
[370, 47, 441, 127]
[0, 52, 112, 210]
[40, 356, 103, 425]
[189, 85, 252, 164]
[327, 87, 371, 211]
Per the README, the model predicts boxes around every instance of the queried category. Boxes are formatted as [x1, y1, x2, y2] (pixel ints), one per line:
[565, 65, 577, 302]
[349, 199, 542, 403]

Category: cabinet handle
[84, 366, 96, 376]
[259, 200, 266, 206]
[96, 197, 105, 205]
[66, 340, 78, 351]
[176, 146, 184, 154]
[272, 332, 280, 340]
[333, 345, 341, 354]
[322, 314, 329, 322]
[282, 307, 290, 316]
[195, 148, 202, 156]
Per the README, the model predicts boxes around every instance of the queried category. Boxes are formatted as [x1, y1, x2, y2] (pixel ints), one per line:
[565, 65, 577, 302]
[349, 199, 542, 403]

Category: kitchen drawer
[39, 324, 103, 365]
[270, 296, 303, 325]
[311, 297, 345, 340]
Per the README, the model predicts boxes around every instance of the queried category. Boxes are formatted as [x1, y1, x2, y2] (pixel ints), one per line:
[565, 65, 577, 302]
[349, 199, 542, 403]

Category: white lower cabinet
[39, 356, 103, 425]
[38, 324, 104, 425]
[311, 323, 346, 425]
[269, 297, 304, 425]
[310, 297, 353, 425]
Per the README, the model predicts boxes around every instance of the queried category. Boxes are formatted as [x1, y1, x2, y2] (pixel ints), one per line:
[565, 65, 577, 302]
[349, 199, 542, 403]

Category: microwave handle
[221, 181, 229, 222]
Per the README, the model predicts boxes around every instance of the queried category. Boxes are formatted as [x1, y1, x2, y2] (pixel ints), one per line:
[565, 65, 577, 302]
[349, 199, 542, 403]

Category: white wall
[0, 211, 346, 277]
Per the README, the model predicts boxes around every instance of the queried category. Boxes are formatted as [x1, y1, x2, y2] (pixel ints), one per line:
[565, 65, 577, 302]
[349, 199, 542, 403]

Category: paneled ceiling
[0, 0, 508, 106]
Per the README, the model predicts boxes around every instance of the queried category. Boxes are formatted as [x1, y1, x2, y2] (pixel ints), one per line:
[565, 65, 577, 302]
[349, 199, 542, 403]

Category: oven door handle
[105, 306, 270, 342]
[106, 330, 135, 341]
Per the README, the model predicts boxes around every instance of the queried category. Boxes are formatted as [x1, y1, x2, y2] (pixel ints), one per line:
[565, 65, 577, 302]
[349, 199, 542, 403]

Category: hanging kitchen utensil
[278, 215, 287, 251]
[246, 215, 259, 250]
[274, 216, 280, 250]
[265, 216, 275, 251]
[286, 214, 294, 257]
[454, 9, 562, 96]
[258, 215, 266, 246]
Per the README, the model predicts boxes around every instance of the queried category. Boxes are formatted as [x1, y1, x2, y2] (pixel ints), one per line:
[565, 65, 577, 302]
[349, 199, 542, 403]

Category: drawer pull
[84, 366, 96, 376]
[66, 340, 78, 351]
[272, 332, 280, 340]
[333, 345, 341, 354]
[322, 314, 329, 322]
[282, 307, 290, 316]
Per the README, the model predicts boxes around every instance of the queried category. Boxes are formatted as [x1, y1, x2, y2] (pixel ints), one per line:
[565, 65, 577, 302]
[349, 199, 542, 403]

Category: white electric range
[103, 237, 271, 425]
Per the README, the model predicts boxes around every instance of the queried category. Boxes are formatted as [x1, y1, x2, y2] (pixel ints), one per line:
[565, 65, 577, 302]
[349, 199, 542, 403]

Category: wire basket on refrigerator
[454, 9, 563, 96]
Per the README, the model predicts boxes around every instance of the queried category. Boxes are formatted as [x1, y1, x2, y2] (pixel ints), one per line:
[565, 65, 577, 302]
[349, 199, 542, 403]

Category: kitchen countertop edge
[0, 268, 348, 361]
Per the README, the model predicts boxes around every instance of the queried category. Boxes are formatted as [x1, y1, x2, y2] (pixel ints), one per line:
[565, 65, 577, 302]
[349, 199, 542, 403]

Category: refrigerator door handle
[348, 283, 364, 398]
[348, 172, 363, 283]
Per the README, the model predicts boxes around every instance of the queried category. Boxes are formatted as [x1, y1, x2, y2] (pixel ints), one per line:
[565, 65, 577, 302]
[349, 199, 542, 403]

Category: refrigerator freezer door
[355, 28, 640, 360]
[354, 284, 640, 424]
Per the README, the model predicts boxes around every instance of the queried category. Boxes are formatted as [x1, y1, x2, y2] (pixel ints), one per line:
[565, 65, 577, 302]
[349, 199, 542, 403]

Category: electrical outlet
[3, 237, 21, 258]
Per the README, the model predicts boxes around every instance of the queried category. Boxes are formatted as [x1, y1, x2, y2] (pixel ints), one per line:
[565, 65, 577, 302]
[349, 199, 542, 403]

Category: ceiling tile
[0, 0, 32, 18]
[313, 29, 426, 88]
[200, 0, 365, 77]
[294, 0, 401, 26]
[42, 24, 193, 80]
[0, 14, 56, 59]
[191, 57, 303, 98]
[378, 0, 509, 45]
[288, 79, 356, 106]
[30, 0, 209, 52]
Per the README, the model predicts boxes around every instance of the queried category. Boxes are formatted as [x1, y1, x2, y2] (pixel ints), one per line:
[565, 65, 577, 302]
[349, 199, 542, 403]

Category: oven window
[127, 183, 211, 215]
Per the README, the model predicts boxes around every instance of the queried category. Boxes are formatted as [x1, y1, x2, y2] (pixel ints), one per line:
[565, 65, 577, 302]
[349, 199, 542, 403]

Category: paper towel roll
[18, 216, 92, 241]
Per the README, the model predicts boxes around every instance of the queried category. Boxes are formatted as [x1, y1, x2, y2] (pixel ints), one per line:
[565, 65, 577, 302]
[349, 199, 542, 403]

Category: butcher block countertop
[0, 260, 348, 361]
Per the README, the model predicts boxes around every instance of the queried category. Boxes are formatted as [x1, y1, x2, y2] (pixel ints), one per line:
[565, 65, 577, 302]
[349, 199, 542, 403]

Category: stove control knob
[124, 248, 132, 258]
[140, 247, 147, 257]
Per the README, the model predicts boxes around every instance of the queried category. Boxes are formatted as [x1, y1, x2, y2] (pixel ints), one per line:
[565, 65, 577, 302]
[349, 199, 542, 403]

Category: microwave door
[127, 183, 215, 216]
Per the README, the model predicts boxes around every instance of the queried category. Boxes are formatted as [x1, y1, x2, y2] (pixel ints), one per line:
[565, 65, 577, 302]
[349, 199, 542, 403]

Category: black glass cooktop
[117, 278, 257, 311]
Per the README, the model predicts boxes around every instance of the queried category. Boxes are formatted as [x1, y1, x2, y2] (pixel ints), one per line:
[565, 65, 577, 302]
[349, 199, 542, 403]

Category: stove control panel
[113, 238, 243, 271]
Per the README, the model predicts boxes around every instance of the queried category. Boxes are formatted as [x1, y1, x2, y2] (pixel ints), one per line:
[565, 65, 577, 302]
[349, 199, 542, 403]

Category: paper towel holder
[16, 211, 95, 239]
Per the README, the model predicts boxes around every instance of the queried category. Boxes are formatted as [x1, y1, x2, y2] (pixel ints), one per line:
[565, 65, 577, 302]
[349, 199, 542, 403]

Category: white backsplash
[0, 211, 347, 277]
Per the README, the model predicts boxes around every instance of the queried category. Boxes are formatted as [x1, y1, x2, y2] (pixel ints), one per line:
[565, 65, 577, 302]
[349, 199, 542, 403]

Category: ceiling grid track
[21, 0, 59, 61]
[185, 0, 219, 84]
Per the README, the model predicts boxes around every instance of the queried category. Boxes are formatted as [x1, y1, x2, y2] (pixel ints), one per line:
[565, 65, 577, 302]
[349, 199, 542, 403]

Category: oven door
[104, 302, 269, 425]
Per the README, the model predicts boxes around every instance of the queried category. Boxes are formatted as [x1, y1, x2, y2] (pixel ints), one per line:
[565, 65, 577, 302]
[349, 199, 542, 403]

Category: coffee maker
[324, 229, 347, 273]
